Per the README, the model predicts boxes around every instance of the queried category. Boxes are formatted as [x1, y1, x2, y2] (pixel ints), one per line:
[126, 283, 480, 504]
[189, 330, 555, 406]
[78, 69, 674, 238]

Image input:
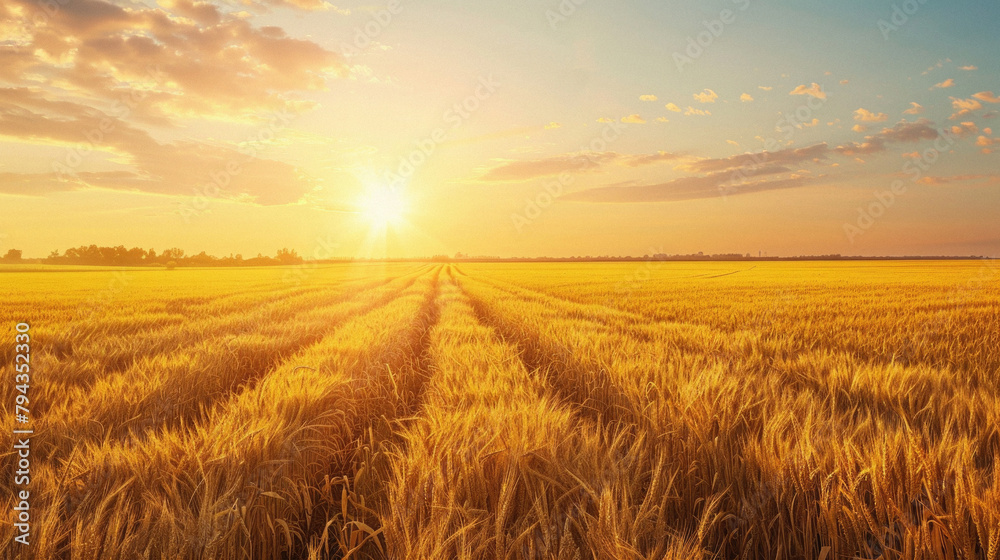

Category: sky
[1, 0, 998, 258]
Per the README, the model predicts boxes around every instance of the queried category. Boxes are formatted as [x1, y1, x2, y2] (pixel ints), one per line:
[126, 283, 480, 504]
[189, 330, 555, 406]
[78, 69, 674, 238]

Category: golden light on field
[3, 261, 999, 558]
[2, 0, 1000, 555]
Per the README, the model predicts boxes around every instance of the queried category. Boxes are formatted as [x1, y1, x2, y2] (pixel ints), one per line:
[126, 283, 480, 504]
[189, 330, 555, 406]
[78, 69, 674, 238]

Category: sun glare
[358, 185, 408, 229]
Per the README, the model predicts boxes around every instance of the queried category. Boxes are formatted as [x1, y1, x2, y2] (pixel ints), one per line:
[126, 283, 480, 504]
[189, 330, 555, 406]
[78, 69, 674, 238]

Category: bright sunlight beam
[358, 184, 409, 230]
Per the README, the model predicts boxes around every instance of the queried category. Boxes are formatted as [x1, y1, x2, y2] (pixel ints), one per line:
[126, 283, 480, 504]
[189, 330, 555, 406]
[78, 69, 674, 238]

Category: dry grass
[1, 260, 997, 559]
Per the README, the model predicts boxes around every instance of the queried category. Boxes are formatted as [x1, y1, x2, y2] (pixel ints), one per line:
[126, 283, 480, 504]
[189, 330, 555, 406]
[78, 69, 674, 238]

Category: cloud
[478, 152, 617, 181]
[684, 106, 710, 116]
[835, 118, 940, 155]
[950, 122, 979, 137]
[972, 91, 1000, 104]
[621, 151, 681, 167]
[655, 117, 670, 123]
[758, 86, 773, 91]
[835, 141, 885, 156]
[803, 118, 820, 127]
[876, 119, 941, 142]
[726, 140, 740, 147]
[839, 79, 849, 85]
[544, 122, 562, 129]
[563, 167, 814, 203]
[903, 102, 924, 115]
[932, 78, 955, 89]
[960, 65, 978, 71]
[596, 117, 614, 123]
[0, 90, 313, 203]
[916, 174, 996, 185]
[789, 83, 826, 99]
[854, 108, 888, 122]
[260, 0, 339, 10]
[639, 94, 658, 101]
[0, 0, 345, 122]
[693, 89, 719, 103]
[679, 143, 830, 174]
[665, 103, 682, 112]
[852, 124, 867, 133]
[477, 150, 679, 181]
[949, 97, 983, 119]
[740, 93, 754, 102]
[921, 59, 950, 75]
[620, 114, 646, 124]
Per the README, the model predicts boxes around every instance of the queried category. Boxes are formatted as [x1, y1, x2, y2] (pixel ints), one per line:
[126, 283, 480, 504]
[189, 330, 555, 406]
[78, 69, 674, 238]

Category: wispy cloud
[693, 89, 719, 103]
[854, 108, 888, 122]
[0, 0, 345, 121]
[789, 83, 826, 99]
[680, 143, 829, 174]
[564, 167, 814, 203]
[949, 97, 983, 119]
[0, 90, 312, 203]
[477, 150, 681, 181]
[836, 118, 940, 155]
[972, 91, 1000, 104]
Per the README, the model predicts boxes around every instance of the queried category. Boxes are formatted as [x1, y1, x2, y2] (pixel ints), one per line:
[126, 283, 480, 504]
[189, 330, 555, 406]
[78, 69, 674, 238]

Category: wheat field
[1, 261, 998, 559]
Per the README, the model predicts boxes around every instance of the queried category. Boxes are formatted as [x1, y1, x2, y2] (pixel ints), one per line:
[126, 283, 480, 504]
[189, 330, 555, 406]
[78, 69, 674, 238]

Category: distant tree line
[9, 245, 304, 267]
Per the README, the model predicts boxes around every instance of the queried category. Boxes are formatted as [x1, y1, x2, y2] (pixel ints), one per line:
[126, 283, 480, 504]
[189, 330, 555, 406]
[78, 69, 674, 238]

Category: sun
[358, 185, 408, 229]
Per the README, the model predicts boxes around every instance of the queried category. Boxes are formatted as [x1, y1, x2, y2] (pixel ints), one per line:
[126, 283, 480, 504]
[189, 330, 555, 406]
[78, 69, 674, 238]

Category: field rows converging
[485, 262, 1000, 380]
[452, 267, 1000, 559]
[381, 269, 708, 559]
[19, 271, 413, 396]
[25, 269, 426, 463]
[0, 268, 425, 460]
[13, 266, 441, 558]
[1, 262, 998, 560]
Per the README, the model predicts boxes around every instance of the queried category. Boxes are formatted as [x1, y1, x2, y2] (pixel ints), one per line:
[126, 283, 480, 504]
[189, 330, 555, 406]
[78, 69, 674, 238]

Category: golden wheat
[1, 260, 997, 559]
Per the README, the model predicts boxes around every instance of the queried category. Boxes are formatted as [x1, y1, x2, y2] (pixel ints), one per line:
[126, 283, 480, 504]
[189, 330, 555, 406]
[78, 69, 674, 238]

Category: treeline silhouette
[35, 245, 303, 267]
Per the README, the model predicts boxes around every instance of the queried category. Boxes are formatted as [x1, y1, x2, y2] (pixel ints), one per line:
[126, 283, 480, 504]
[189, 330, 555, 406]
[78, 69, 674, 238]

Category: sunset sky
[1, 0, 998, 258]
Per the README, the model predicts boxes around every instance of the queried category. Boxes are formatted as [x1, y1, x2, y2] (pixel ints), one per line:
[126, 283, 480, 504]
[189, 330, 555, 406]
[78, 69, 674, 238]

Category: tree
[276, 248, 303, 264]
[2, 249, 22, 262]
[161, 248, 185, 261]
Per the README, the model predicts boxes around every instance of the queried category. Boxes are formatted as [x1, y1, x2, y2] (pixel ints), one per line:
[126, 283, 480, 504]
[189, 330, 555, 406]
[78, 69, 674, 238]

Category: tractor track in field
[33, 272, 429, 463]
[28, 271, 426, 421]
[317, 266, 445, 558]
[35, 274, 414, 400]
[459, 268, 980, 387]
[455, 270, 1000, 464]
[455, 273, 630, 433]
